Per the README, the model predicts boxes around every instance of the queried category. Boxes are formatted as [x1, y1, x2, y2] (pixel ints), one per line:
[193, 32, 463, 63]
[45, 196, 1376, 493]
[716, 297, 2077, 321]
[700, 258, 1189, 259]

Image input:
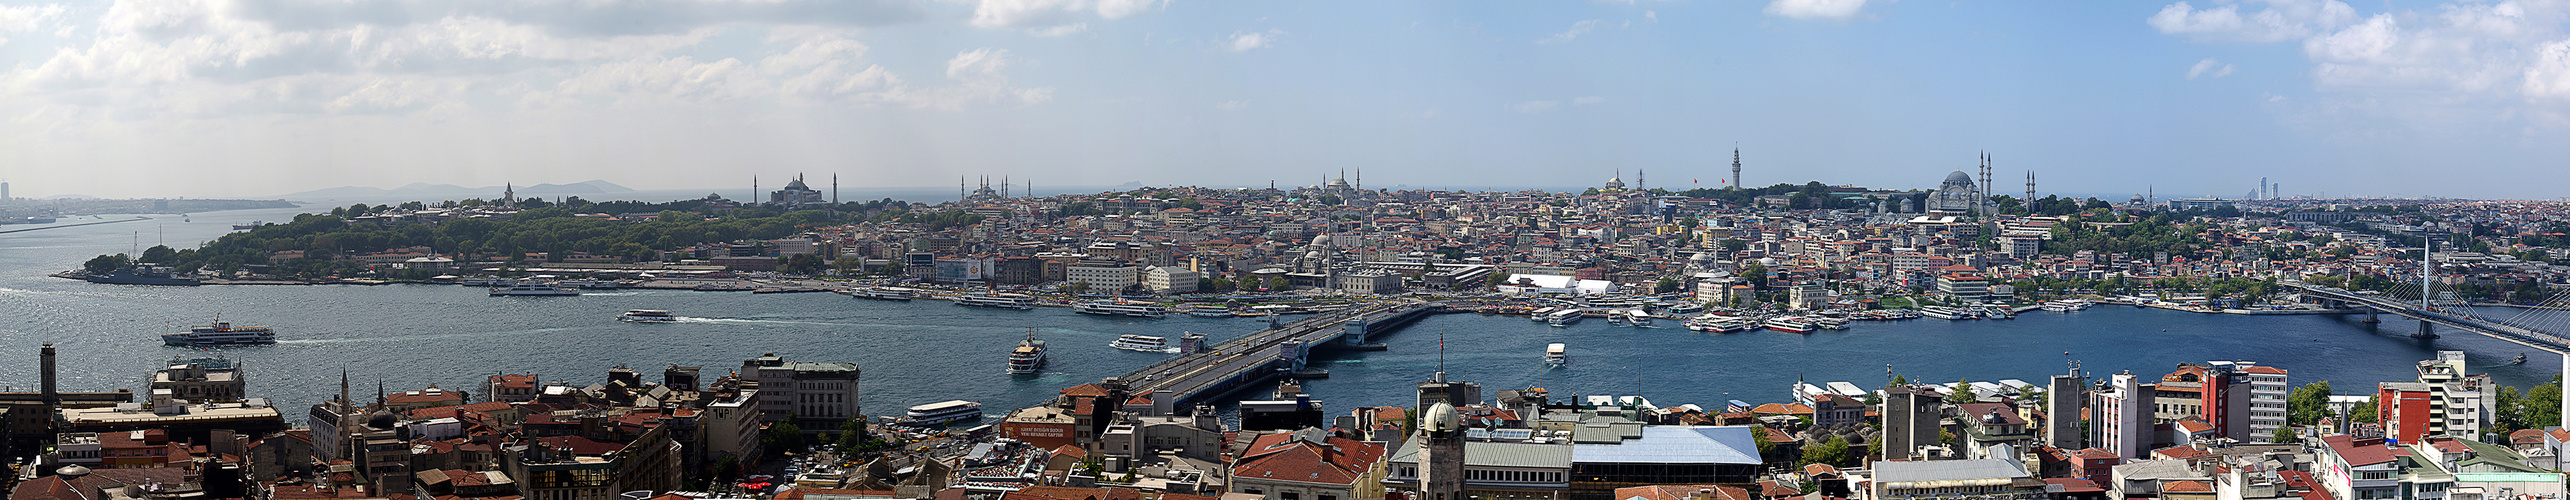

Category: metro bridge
[2283, 281, 2570, 354]
[1107, 301, 1444, 409]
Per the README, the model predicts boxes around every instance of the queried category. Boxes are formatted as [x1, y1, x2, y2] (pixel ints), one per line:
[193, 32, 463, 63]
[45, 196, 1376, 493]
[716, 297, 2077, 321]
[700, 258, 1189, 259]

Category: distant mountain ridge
[275, 180, 634, 200]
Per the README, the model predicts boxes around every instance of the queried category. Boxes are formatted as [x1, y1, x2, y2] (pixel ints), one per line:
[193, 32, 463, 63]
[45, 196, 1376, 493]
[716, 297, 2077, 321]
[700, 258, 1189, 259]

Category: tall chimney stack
[41, 343, 59, 428]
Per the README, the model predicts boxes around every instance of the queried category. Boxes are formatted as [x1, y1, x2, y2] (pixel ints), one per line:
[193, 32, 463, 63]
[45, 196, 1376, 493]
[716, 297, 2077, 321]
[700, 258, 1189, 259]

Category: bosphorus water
[3, 205, 2562, 419]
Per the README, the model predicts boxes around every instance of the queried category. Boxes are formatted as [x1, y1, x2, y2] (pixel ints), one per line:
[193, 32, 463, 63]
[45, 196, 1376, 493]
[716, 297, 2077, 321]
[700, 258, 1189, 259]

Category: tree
[1800, 435, 1855, 467]
[1060, 281, 1091, 295]
[835, 416, 871, 451]
[2349, 395, 2378, 424]
[2273, 426, 2298, 443]
[84, 253, 131, 274]
[762, 418, 806, 458]
[2286, 381, 2334, 426]
[1947, 378, 1977, 404]
[1655, 277, 1681, 294]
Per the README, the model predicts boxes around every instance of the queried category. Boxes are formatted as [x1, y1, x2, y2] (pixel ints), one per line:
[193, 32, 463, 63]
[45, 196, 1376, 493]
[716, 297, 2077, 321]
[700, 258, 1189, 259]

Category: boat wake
[274, 326, 582, 344]
[675, 317, 849, 327]
[581, 292, 641, 296]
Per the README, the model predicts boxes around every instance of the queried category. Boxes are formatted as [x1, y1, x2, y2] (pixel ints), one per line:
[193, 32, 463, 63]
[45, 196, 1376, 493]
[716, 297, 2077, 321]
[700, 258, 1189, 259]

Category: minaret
[502, 183, 515, 208]
[1638, 169, 1645, 191]
[1730, 148, 1742, 188]
[1979, 152, 1994, 216]
[752, 176, 758, 204]
[832, 174, 839, 205]
[2026, 171, 2036, 204]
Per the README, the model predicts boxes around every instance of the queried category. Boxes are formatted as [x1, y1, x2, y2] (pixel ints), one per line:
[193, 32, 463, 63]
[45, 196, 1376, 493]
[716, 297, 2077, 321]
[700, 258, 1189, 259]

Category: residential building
[741, 353, 862, 434]
[148, 357, 244, 404]
[2094, 371, 2150, 459]
[1229, 429, 1389, 500]
[1883, 386, 1945, 461]
[1872, 458, 2046, 500]
[1144, 266, 1200, 294]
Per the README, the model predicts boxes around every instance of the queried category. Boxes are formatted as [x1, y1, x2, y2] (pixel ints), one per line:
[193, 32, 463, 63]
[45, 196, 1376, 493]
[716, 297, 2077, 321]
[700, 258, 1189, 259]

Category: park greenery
[85, 196, 985, 279]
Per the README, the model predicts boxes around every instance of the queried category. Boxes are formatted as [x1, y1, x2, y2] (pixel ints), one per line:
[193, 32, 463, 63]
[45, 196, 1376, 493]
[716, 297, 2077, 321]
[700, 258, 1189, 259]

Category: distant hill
[276, 180, 634, 200]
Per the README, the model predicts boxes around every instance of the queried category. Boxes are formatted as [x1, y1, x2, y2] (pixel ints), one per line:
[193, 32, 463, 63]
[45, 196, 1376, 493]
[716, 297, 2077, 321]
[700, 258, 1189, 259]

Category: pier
[1110, 301, 1443, 408]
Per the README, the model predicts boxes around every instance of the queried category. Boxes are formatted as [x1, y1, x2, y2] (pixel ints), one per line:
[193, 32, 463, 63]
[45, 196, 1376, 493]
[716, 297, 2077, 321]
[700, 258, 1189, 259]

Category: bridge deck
[2287, 282, 2570, 354]
[1116, 302, 1431, 406]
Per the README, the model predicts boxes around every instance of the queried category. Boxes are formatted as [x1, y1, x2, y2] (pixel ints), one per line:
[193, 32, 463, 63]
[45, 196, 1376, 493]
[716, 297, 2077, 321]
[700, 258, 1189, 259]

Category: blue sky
[0, 0, 2566, 200]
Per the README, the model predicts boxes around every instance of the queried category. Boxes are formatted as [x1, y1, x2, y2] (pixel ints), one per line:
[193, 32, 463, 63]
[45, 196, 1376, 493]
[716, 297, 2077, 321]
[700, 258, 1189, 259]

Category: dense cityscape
[4, 165, 2569, 500]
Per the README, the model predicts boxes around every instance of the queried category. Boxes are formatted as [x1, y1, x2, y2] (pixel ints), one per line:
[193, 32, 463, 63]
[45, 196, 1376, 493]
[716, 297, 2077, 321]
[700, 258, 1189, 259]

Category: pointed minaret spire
[340, 370, 350, 405]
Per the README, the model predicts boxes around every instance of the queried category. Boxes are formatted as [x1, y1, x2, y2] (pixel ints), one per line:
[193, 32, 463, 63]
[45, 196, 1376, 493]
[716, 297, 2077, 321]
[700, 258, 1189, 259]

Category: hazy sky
[2, 0, 2567, 200]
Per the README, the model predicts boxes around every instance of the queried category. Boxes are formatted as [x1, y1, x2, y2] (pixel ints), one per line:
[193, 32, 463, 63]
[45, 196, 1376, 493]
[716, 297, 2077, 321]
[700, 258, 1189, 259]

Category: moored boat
[1625, 309, 1653, 327]
[899, 400, 984, 427]
[490, 283, 580, 296]
[1073, 300, 1169, 318]
[1545, 309, 1583, 326]
[1108, 334, 1178, 353]
[954, 293, 1036, 310]
[1764, 316, 1816, 333]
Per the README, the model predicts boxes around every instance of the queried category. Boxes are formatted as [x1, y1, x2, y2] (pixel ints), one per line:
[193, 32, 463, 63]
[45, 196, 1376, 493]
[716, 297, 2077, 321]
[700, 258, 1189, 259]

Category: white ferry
[1917, 305, 1969, 320]
[1074, 300, 1169, 318]
[163, 317, 278, 346]
[490, 283, 580, 296]
[617, 309, 677, 323]
[1528, 307, 1558, 322]
[1764, 317, 1817, 333]
[1008, 333, 1046, 374]
[1625, 309, 1654, 327]
[854, 287, 916, 301]
[1108, 334, 1178, 353]
[1181, 305, 1234, 318]
[1545, 343, 1568, 367]
[953, 293, 1036, 310]
[900, 400, 984, 427]
[1813, 316, 1850, 330]
[1545, 309, 1584, 326]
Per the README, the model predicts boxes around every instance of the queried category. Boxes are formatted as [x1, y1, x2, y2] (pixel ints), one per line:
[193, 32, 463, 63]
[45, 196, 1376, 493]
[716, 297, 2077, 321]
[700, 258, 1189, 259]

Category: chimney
[41, 343, 59, 416]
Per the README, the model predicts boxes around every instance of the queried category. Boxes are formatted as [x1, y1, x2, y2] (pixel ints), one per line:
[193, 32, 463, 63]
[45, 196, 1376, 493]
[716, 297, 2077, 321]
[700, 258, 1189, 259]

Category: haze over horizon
[4, 0, 2570, 200]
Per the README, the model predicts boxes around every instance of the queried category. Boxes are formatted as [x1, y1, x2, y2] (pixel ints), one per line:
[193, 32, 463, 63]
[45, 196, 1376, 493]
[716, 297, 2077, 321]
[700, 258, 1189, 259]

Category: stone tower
[1419, 401, 1465, 500]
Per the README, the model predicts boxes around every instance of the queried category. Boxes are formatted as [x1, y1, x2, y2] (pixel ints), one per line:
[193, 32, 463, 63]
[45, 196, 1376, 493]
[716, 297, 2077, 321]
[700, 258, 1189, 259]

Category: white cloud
[2187, 58, 2236, 79]
[1573, 96, 1605, 105]
[1509, 100, 1561, 113]
[1765, 0, 1871, 20]
[1539, 19, 1602, 44]
[1228, 30, 1280, 52]
[0, 4, 67, 43]
[2529, 40, 2570, 101]
[1216, 100, 1249, 111]
[2148, 0, 2358, 42]
[969, 0, 1161, 33]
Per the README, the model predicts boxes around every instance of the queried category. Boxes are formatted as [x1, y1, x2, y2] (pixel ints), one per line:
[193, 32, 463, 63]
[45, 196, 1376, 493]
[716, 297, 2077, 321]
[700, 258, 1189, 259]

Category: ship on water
[1008, 332, 1047, 374]
[163, 317, 277, 346]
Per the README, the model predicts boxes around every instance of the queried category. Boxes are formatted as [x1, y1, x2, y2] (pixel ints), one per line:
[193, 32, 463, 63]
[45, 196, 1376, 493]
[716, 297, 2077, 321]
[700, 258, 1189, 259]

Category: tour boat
[1108, 334, 1178, 353]
[1764, 316, 1817, 333]
[1074, 300, 1169, 318]
[1625, 309, 1654, 327]
[1917, 305, 1968, 320]
[1008, 333, 1047, 374]
[900, 400, 984, 427]
[617, 309, 677, 323]
[1545, 343, 1568, 367]
[854, 287, 915, 301]
[162, 317, 278, 346]
[1545, 309, 1583, 326]
[490, 283, 579, 296]
[953, 293, 1036, 310]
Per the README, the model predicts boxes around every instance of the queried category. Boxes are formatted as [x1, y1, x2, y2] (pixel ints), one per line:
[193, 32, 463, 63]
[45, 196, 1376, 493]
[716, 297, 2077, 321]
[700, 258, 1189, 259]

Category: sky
[1, 0, 2568, 201]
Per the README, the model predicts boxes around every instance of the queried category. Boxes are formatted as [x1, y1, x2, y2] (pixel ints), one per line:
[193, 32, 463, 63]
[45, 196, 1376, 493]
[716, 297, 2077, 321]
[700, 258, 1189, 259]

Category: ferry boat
[617, 309, 677, 323]
[490, 283, 580, 296]
[1182, 305, 1234, 318]
[1764, 316, 1817, 333]
[1812, 316, 1849, 330]
[1108, 334, 1178, 353]
[1978, 305, 2016, 320]
[1074, 300, 1169, 318]
[163, 317, 278, 346]
[899, 400, 985, 427]
[1232, 309, 1272, 318]
[1008, 333, 1047, 374]
[1545, 309, 1583, 326]
[1545, 343, 1568, 367]
[953, 293, 1036, 310]
[854, 287, 915, 301]
[1917, 305, 1969, 320]
[1528, 307, 1557, 322]
[1625, 309, 1654, 327]
[1605, 311, 1628, 327]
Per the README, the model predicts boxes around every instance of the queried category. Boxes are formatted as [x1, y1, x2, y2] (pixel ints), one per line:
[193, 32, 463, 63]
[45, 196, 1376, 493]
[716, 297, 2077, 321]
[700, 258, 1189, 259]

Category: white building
[741, 353, 862, 434]
[2092, 371, 2149, 458]
[1066, 261, 1141, 292]
[1144, 266, 1200, 294]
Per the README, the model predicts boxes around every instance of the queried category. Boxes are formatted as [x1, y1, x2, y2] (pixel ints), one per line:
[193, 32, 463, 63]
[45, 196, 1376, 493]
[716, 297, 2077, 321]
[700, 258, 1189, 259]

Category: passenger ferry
[1764, 316, 1817, 333]
[953, 293, 1036, 310]
[1177, 304, 1233, 317]
[1545, 343, 1568, 367]
[2041, 299, 2094, 312]
[1545, 309, 1584, 326]
[1108, 334, 1178, 353]
[1007, 333, 1047, 374]
[163, 317, 278, 346]
[1605, 311, 1628, 327]
[617, 309, 677, 323]
[899, 400, 985, 427]
[1917, 305, 1969, 320]
[490, 283, 580, 296]
[1074, 300, 1169, 318]
[1813, 316, 1849, 330]
[1527, 307, 1557, 322]
[1625, 309, 1654, 327]
[854, 287, 916, 301]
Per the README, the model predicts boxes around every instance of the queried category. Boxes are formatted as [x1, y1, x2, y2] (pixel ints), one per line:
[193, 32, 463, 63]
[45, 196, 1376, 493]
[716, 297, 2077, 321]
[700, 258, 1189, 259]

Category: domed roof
[55, 465, 89, 478]
[1945, 170, 1972, 183]
[368, 410, 398, 429]
[1424, 401, 1462, 433]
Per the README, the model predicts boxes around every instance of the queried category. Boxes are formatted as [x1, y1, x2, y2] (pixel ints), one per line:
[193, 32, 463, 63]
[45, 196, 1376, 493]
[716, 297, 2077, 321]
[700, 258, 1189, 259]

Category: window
[1282, 492, 1300, 500]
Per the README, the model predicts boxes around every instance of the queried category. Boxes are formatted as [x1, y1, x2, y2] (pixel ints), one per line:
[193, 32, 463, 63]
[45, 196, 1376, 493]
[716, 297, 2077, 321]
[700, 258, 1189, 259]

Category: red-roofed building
[1612, 485, 1752, 500]
[487, 374, 538, 403]
[1228, 430, 1388, 500]
[2313, 435, 2400, 500]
